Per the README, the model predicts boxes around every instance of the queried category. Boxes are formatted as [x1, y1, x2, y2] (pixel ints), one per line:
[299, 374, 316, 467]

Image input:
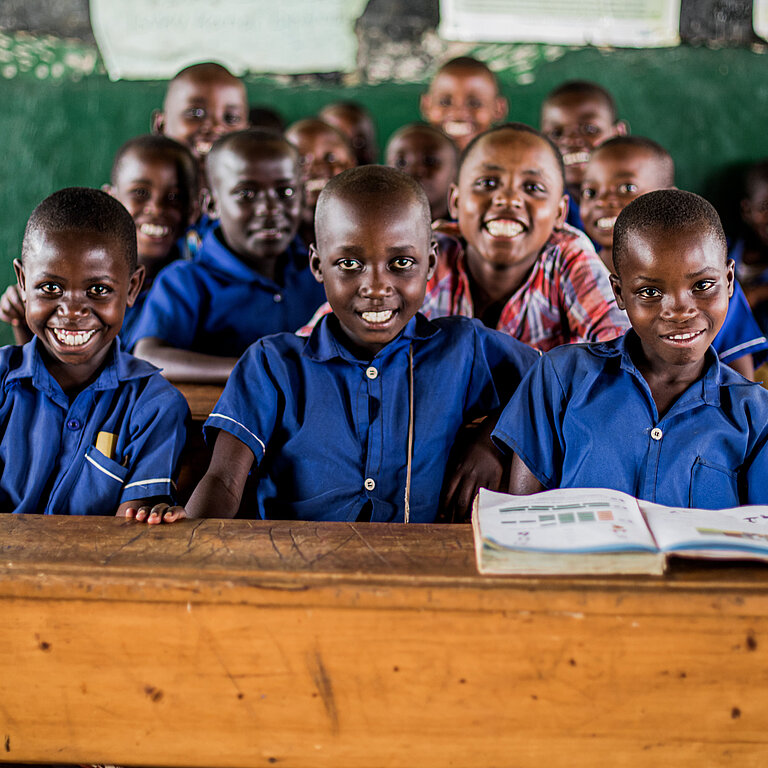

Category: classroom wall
[2, 30, 768, 345]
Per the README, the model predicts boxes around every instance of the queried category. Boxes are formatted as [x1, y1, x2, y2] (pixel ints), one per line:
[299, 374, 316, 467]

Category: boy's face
[108, 149, 191, 264]
[610, 227, 733, 375]
[420, 67, 507, 151]
[286, 125, 356, 221]
[449, 130, 567, 275]
[209, 145, 302, 266]
[541, 93, 624, 193]
[741, 177, 768, 249]
[15, 231, 143, 387]
[580, 147, 668, 255]
[386, 129, 457, 219]
[155, 72, 248, 161]
[309, 195, 437, 358]
[320, 107, 377, 166]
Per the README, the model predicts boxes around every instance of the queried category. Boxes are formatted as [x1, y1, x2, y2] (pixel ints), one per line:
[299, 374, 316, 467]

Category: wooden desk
[2, 514, 767, 766]
[173, 382, 223, 421]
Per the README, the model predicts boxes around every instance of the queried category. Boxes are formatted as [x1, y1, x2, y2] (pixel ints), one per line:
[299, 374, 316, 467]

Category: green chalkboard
[3, 38, 768, 346]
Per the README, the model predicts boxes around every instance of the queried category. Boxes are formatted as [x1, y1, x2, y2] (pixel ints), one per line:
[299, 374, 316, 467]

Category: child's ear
[126, 265, 146, 307]
[308, 244, 324, 283]
[726, 257, 735, 299]
[448, 182, 460, 221]
[609, 273, 626, 309]
[419, 92, 433, 121]
[615, 119, 629, 137]
[201, 187, 218, 220]
[554, 193, 569, 230]
[151, 109, 165, 135]
[102, 183, 116, 197]
[13, 259, 26, 297]
[427, 240, 438, 281]
[493, 95, 509, 122]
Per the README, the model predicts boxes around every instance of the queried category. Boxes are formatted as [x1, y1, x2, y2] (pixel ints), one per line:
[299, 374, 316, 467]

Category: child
[284, 118, 356, 248]
[420, 56, 508, 151]
[581, 136, 768, 379]
[132, 129, 326, 383]
[152, 62, 248, 167]
[427, 123, 629, 351]
[493, 189, 768, 508]
[319, 100, 379, 166]
[540, 80, 627, 231]
[151, 166, 538, 525]
[385, 123, 458, 222]
[1, 187, 188, 516]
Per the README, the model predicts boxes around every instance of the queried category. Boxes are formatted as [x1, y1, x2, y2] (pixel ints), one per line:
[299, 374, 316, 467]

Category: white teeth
[563, 151, 591, 166]
[361, 310, 394, 323]
[305, 178, 327, 193]
[140, 222, 170, 238]
[443, 121, 473, 137]
[596, 216, 617, 230]
[52, 328, 96, 346]
[195, 141, 212, 156]
[667, 331, 701, 341]
[486, 219, 524, 238]
[255, 228, 281, 239]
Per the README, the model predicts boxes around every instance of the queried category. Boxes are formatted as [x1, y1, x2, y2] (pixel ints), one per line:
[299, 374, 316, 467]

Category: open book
[472, 487, 768, 575]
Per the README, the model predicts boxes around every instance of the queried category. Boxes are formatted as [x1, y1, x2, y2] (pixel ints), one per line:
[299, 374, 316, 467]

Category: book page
[476, 487, 658, 554]
[641, 502, 768, 559]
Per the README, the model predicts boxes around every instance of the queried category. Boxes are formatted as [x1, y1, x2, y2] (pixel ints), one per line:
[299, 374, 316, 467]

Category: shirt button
[651, 427, 663, 441]
[66, 419, 81, 431]
[365, 366, 378, 380]
[273, 293, 283, 303]
[364, 478, 376, 491]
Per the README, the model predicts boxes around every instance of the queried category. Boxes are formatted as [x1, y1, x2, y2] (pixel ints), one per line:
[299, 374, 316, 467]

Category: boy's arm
[134, 337, 238, 384]
[509, 452, 546, 495]
[0, 285, 33, 345]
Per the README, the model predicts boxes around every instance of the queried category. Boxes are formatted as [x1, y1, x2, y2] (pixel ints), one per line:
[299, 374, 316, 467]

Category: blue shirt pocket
[689, 457, 739, 509]
[77, 444, 130, 515]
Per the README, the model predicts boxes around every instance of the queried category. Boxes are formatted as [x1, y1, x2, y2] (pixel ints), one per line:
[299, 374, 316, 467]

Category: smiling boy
[1, 187, 188, 516]
[132, 129, 326, 382]
[152, 166, 536, 524]
[493, 190, 768, 508]
[425, 123, 629, 351]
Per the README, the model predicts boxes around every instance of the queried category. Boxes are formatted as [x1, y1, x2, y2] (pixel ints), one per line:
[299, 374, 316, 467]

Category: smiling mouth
[195, 140, 213, 157]
[139, 222, 171, 239]
[443, 121, 473, 137]
[360, 309, 396, 324]
[50, 328, 97, 347]
[663, 330, 704, 344]
[485, 219, 525, 238]
[253, 227, 286, 240]
[595, 216, 617, 230]
[563, 151, 591, 166]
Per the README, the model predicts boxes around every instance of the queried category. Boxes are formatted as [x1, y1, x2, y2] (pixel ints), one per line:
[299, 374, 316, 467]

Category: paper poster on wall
[439, 0, 681, 47]
[755, 0, 768, 41]
[91, 0, 367, 80]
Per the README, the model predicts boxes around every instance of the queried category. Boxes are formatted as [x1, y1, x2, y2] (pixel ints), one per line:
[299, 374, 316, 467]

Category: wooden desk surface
[2, 514, 768, 766]
[173, 382, 223, 421]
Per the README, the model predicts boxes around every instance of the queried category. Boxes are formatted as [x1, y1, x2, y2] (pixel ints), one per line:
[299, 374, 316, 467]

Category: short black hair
[23, 187, 138, 272]
[592, 136, 675, 188]
[111, 133, 199, 211]
[316, 165, 431, 244]
[613, 189, 727, 277]
[206, 129, 300, 189]
[433, 56, 500, 90]
[458, 122, 566, 193]
[248, 105, 285, 134]
[385, 122, 458, 165]
[285, 118, 355, 158]
[543, 80, 618, 122]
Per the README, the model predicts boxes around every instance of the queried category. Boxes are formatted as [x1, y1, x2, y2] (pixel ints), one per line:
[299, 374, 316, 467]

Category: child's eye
[473, 177, 498, 191]
[581, 123, 601, 136]
[225, 111, 244, 125]
[619, 183, 638, 195]
[88, 284, 112, 297]
[638, 287, 661, 299]
[38, 282, 61, 295]
[393, 157, 408, 169]
[336, 259, 361, 271]
[523, 181, 547, 195]
[185, 107, 206, 120]
[545, 127, 563, 140]
[324, 153, 338, 164]
[467, 97, 483, 109]
[390, 257, 414, 271]
[694, 279, 717, 291]
[438, 96, 452, 107]
[130, 187, 150, 200]
[277, 186, 295, 199]
[235, 189, 256, 201]
[581, 187, 596, 200]
[424, 155, 441, 169]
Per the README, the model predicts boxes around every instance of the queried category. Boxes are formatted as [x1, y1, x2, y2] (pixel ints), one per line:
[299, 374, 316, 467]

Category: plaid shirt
[297, 224, 629, 350]
[423, 226, 629, 352]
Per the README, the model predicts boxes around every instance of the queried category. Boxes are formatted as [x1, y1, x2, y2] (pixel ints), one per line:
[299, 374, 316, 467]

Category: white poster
[439, 0, 681, 47]
[91, 0, 368, 80]
[755, 0, 768, 41]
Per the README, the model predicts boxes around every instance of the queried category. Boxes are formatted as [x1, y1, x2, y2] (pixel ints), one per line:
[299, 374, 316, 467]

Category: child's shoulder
[546, 223, 599, 259]
[115, 346, 189, 413]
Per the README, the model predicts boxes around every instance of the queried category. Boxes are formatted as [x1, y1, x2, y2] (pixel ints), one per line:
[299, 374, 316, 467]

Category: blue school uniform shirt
[0, 337, 189, 515]
[204, 312, 539, 522]
[492, 330, 768, 509]
[131, 226, 326, 357]
[714, 280, 768, 366]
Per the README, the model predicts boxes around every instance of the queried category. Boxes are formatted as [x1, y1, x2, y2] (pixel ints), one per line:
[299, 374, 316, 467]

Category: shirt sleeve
[119, 379, 190, 503]
[555, 229, 631, 344]
[491, 353, 567, 489]
[203, 340, 283, 463]
[713, 280, 768, 366]
[131, 263, 205, 350]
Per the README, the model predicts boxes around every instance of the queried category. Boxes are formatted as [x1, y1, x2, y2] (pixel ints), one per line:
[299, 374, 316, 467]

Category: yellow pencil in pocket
[95, 431, 117, 460]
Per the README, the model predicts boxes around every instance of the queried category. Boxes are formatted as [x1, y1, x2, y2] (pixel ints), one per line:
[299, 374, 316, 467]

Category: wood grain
[2, 514, 768, 767]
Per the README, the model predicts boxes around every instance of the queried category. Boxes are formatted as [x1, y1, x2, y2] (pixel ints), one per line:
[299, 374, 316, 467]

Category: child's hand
[0, 284, 25, 326]
[118, 502, 187, 524]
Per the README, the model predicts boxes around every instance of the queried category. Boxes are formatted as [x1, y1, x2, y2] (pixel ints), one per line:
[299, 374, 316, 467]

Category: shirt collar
[198, 226, 308, 287]
[303, 312, 440, 364]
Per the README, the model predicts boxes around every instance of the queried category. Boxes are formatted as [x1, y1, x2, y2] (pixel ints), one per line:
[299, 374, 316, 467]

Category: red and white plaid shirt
[298, 225, 629, 351]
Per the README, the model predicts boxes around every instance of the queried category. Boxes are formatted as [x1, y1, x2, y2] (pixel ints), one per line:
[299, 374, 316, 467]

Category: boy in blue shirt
[4, 187, 188, 516]
[150, 166, 537, 524]
[133, 130, 327, 382]
[493, 189, 768, 509]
